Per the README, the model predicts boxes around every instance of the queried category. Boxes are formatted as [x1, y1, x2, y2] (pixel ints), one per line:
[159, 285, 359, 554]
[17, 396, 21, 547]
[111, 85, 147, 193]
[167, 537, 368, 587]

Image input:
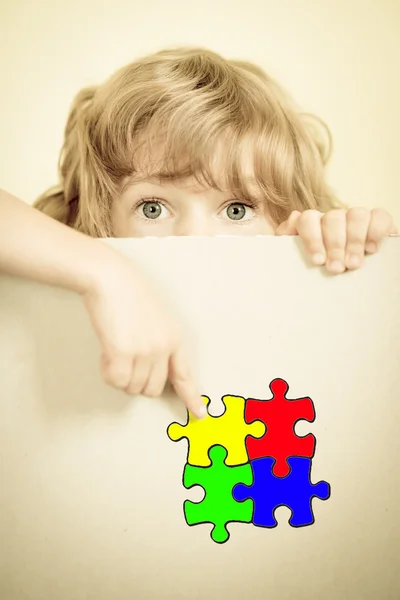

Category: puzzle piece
[233, 456, 330, 527]
[167, 395, 265, 466]
[245, 378, 316, 477]
[183, 445, 253, 543]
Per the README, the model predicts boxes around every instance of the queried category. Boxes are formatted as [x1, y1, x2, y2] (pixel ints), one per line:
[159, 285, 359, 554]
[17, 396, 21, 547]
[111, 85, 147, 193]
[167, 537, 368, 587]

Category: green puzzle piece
[183, 445, 253, 543]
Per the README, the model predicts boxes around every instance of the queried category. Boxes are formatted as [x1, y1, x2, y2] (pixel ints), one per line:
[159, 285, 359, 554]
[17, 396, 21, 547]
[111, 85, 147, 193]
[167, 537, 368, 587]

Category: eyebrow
[120, 175, 159, 193]
[122, 172, 266, 203]
[123, 173, 185, 189]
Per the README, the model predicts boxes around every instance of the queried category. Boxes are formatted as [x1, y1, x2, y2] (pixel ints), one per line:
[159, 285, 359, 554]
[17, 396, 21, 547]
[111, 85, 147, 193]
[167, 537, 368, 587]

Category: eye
[222, 202, 255, 221]
[135, 199, 170, 220]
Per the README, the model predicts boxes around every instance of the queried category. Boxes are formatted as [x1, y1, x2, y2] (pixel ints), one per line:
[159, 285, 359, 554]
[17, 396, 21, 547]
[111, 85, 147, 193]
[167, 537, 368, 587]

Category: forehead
[127, 133, 259, 193]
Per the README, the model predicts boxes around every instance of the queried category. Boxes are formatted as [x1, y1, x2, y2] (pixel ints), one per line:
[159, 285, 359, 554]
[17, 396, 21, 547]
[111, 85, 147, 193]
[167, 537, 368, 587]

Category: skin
[112, 175, 397, 274]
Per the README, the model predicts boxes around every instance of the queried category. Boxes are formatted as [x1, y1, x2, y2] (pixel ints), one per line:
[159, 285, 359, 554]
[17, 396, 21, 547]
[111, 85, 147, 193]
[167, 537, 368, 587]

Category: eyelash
[132, 197, 167, 213]
[132, 197, 259, 213]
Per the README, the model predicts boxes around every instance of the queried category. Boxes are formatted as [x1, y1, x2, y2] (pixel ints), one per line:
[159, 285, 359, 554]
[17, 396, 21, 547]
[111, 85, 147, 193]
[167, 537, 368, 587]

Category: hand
[0, 189, 205, 417]
[82, 257, 206, 419]
[276, 208, 398, 274]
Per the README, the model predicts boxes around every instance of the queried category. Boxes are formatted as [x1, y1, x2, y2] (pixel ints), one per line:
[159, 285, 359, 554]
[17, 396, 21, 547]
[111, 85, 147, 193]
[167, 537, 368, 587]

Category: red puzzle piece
[245, 379, 316, 477]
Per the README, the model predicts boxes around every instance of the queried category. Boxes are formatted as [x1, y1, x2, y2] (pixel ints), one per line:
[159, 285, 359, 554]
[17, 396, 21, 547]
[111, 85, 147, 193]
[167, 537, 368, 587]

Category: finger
[321, 209, 347, 274]
[142, 356, 169, 398]
[295, 210, 325, 265]
[101, 351, 132, 390]
[126, 355, 152, 396]
[344, 208, 370, 270]
[275, 211, 301, 236]
[366, 208, 396, 253]
[169, 346, 206, 419]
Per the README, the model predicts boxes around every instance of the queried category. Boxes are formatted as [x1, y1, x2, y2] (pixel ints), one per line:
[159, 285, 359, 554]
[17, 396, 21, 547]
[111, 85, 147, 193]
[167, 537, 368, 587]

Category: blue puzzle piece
[233, 457, 330, 527]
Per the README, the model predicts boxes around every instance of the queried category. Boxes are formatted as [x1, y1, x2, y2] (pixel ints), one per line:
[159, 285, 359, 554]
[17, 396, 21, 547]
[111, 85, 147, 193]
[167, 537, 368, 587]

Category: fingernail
[366, 242, 377, 253]
[347, 255, 361, 269]
[328, 260, 345, 273]
[195, 405, 207, 419]
[312, 253, 326, 265]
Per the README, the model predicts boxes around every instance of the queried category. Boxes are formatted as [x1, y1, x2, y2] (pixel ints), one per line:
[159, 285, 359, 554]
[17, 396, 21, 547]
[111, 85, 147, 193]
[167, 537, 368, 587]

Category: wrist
[78, 239, 137, 297]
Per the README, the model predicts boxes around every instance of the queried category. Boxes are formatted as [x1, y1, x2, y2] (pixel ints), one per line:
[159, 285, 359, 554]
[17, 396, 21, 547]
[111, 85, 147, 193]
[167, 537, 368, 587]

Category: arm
[0, 189, 205, 419]
[0, 188, 119, 294]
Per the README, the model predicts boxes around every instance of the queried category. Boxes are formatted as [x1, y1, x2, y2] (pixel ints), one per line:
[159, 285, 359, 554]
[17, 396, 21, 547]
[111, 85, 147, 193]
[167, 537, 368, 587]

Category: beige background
[0, 0, 399, 224]
[0, 236, 399, 600]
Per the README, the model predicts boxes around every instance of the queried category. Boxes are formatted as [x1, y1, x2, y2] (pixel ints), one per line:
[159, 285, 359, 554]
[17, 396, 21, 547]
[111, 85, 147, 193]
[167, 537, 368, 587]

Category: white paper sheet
[1, 236, 399, 600]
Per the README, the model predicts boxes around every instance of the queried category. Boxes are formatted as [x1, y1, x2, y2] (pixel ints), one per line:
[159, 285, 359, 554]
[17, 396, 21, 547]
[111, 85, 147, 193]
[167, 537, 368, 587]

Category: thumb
[169, 346, 207, 420]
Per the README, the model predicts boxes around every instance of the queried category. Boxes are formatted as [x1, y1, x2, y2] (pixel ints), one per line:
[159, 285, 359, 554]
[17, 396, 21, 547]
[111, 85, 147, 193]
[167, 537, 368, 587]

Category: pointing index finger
[169, 346, 207, 419]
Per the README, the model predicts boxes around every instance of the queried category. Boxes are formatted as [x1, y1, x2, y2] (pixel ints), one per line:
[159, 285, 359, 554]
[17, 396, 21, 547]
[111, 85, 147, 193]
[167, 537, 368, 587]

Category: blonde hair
[34, 47, 340, 237]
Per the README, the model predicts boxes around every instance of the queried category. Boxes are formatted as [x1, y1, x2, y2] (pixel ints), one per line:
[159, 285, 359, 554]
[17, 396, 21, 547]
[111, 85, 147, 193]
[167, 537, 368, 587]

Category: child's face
[111, 176, 276, 237]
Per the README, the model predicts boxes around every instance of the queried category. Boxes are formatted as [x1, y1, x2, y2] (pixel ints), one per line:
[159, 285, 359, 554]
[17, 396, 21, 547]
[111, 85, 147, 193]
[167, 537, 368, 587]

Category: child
[0, 47, 396, 418]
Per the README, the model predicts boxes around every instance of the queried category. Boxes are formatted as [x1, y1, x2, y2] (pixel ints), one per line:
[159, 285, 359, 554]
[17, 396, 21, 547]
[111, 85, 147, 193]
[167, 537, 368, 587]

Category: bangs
[126, 117, 293, 213]
[90, 50, 330, 224]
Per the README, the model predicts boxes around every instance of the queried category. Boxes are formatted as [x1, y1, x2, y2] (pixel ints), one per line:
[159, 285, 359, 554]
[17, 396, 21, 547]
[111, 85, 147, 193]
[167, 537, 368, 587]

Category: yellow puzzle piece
[167, 395, 266, 466]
